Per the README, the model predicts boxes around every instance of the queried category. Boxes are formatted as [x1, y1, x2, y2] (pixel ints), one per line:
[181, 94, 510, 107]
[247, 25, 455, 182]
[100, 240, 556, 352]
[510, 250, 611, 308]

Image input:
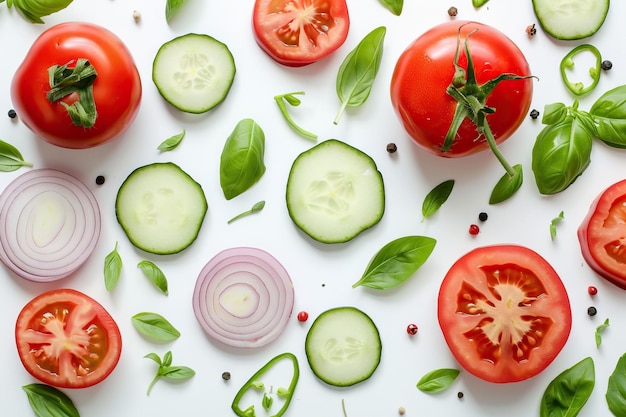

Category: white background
[1, 0, 626, 416]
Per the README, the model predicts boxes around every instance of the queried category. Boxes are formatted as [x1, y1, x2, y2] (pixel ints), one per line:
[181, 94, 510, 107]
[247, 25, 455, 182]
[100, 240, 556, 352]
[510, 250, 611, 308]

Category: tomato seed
[297, 311, 309, 322]
[588, 286, 598, 296]
[469, 224, 480, 235]
[407, 323, 418, 335]
[587, 306, 597, 316]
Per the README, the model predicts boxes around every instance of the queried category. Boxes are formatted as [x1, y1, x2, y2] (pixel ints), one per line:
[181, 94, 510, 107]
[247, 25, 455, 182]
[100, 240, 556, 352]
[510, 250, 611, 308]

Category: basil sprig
[132, 312, 180, 342]
[0, 139, 33, 172]
[2, 0, 73, 23]
[137, 260, 169, 295]
[416, 368, 460, 393]
[422, 179, 454, 220]
[607, 353, 626, 415]
[377, 0, 403, 15]
[334, 26, 386, 124]
[104, 242, 123, 291]
[220, 119, 266, 200]
[144, 351, 195, 395]
[228, 200, 265, 224]
[23, 383, 79, 417]
[352, 236, 436, 289]
[540, 357, 595, 417]
[274, 92, 317, 141]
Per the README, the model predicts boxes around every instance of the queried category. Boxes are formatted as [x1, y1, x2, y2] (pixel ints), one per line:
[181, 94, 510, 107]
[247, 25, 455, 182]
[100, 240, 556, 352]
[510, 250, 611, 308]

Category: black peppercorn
[457, 391, 464, 399]
[95, 175, 105, 185]
[587, 306, 597, 316]
[529, 109, 540, 119]
[7, 109, 16, 119]
[478, 212, 488, 222]
[601, 60, 613, 71]
[222, 371, 231, 381]
[386, 143, 398, 153]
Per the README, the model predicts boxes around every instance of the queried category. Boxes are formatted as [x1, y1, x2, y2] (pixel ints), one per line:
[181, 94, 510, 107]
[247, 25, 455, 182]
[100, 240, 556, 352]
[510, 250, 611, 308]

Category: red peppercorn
[407, 323, 418, 335]
[297, 311, 309, 322]
[469, 224, 480, 235]
[588, 286, 598, 296]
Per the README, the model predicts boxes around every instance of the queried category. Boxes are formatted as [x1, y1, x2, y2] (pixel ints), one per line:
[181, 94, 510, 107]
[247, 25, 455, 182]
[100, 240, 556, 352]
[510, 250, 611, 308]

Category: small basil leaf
[334, 26, 386, 124]
[595, 318, 609, 348]
[472, 0, 489, 7]
[590, 85, 626, 147]
[0, 139, 33, 172]
[378, 0, 403, 15]
[220, 119, 266, 200]
[144, 352, 162, 365]
[145, 351, 195, 395]
[550, 211, 565, 241]
[104, 242, 122, 291]
[542, 102, 569, 125]
[531, 117, 592, 195]
[274, 92, 317, 141]
[165, 0, 185, 22]
[540, 357, 595, 417]
[353, 235, 436, 289]
[227, 200, 266, 224]
[23, 384, 80, 417]
[131, 312, 181, 342]
[157, 130, 185, 152]
[607, 353, 626, 415]
[160, 365, 196, 380]
[137, 260, 169, 295]
[416, 368, 460, 393]
[489, 164, 523, 204]
[162, 350, 173, 367]
[422, 179, 454, 220]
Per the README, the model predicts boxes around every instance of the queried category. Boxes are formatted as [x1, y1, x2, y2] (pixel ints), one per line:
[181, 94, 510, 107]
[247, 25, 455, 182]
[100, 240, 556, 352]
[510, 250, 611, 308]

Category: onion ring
[0, 169, 101, 282]
[192, 247, 294, 348]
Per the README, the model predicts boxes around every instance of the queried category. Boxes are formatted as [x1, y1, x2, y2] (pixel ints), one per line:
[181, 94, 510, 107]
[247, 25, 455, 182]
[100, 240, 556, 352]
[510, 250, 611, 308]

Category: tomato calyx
[46, 58, 98, 128]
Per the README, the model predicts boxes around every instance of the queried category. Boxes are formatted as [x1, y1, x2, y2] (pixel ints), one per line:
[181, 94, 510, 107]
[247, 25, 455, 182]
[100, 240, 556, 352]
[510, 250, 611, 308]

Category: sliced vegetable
[232, 352, 299, 417]
[539, 357, 595, 417]
[137, 260, 169, 295]
[23, 384, 79, 417]
[131, 312, 180, 342]
[416, 368, 460, 393]
[560, 44, 602, 96]
[286, 139, 385, 243]
[352, 236, 436, 289]
[144, 351, 195, 395]
[192, 247, 294, 348]
[305, 306, 381, 387]
[0, 169, 101, 282]
[220, 119, 266, 200]
[0, 139, 33, 172]
[152, 33, 235, 114]
[532, 0, 610, 40]
[607, 353, 626, 415]
[422, 179, 454, 220]
[115, 162, 208, 255]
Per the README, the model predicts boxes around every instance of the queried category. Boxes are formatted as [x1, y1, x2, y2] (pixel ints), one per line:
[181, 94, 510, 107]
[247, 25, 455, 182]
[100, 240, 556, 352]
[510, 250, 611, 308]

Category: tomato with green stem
[11, 22, 142, 149]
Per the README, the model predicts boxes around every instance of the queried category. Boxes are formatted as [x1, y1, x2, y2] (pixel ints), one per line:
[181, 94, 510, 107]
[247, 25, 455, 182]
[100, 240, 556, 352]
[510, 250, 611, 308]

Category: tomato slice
[252, 0, 350, 66]
[578, 179, 626, 289]
[15, 289, 122, 388]
[438, 245, 571, 383]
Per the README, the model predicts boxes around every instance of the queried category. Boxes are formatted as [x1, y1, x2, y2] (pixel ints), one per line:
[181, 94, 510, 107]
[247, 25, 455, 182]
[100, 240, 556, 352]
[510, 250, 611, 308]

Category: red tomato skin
[438, 245, 571, 383]
[11, 22, 142, 149]
[15, 289, 122, 388]
[252, 0, 350, 67]
[578, 180, 626, 289]
[390, 21, 533, 157]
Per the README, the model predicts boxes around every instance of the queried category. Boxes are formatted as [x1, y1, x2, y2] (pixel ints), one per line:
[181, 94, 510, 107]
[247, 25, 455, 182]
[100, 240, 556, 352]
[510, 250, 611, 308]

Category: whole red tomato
[390, 21, 533, 157]
[438, 245, 571, 383]
[252, 0, 350, 67]
[11, 22, 142, 149]
[578, 180, 626, 289]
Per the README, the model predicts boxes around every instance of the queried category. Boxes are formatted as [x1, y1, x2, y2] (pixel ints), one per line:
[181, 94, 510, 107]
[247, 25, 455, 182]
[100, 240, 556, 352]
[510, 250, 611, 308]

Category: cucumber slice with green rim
[532, 0, 610, 40]
[286, 139, 385, 244]
[115, 162, 208, 255]
[152, 33, 236, 114]
[305, 306, 382, 387]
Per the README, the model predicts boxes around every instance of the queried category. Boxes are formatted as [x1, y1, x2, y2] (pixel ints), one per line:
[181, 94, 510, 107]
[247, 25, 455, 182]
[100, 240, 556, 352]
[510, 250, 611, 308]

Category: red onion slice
[0, 169, 101, 282]
[193, 247, 295, 348]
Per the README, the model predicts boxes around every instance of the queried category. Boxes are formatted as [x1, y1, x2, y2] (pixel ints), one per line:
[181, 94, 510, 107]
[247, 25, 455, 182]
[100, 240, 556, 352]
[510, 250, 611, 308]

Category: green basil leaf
[104, 242, 122, 291]
[595, 318, 609, 348]
[8, 0, 73, 24]
[145, 351, 194, 395]
[334, 26, 386, 124]
[607, 353, 626, 416]
[220, 119, 266, 200]
[542, 102, 569, 125]
[531, 117, 592, 195]
[489, 164, 523, 204]
[162, 350, 173, 367]
[137, 260, 169, 295]
[132, 312, 180, 342]
[540, 357, 595, 417]
[0, 139, 33, 172]
[550, 211, 565, 241]
[352, 235, 436, 289]
[422, 179, 454, 220]
[416, 368, 460, 393]
[23, 383, 80, 417]
[165, 0, 185, 22]
[378, 0, 403, 15]
[160, 365, 196, 380]
[590, 85, 626, 148]
[144, 352, 162, 365]
[227, 200, 266, 224]
[157, 130, 185, 152]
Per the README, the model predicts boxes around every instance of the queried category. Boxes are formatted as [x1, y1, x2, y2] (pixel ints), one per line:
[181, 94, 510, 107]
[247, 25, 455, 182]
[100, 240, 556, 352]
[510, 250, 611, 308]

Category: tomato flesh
[253, 0, 350, 66]
[15, 289, 122, 388]
[438, 245, 571, 383]
[578, 179, 626, 289]
[390, 21, 533, 157]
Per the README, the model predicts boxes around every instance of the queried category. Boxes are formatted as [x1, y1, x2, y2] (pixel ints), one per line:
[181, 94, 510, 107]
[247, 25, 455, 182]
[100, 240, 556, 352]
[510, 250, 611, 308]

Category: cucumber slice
[305, 307, 382, 387]
[152, 33, 236, 114]
[286, 139, 385, 244]
[115, 162, 208, 255]
[532, 0, 610, 40]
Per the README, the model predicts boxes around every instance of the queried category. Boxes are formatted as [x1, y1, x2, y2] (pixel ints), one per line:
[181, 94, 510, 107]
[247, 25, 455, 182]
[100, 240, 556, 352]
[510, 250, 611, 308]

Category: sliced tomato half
[578, 179, 626, 289]
[15, 289, 122, 388]
[438, 245, 571, 383]
[252, 0, 350, 66]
